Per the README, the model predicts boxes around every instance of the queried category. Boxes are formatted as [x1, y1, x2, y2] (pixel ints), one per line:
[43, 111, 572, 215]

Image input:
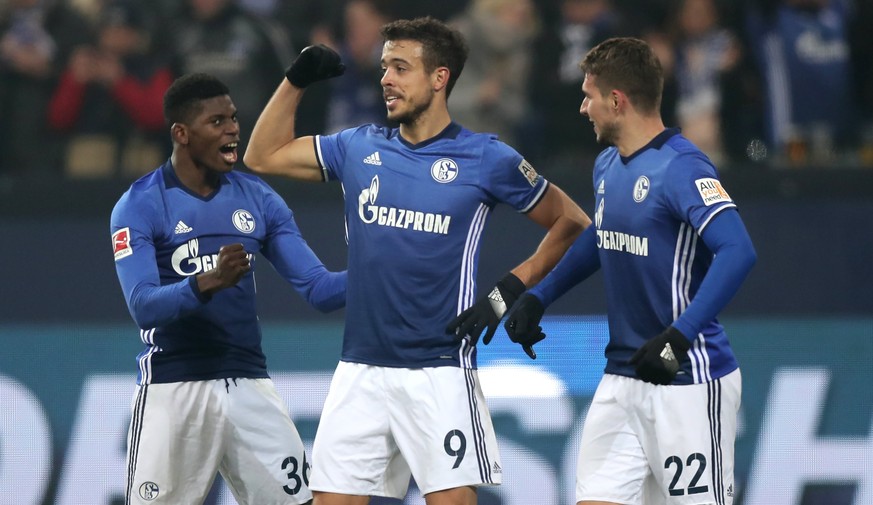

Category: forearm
[529, 224, 600, 307]
[672, 211, 757, 338]
[512, 186, 590, 286]
[126, 277, 206, 329]
[303, 270, 347, 312]
[511, 214, 587, 286]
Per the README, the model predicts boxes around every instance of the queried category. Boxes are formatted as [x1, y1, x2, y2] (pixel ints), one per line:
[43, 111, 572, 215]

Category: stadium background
[1, 0, 872, 502]
[1, 167, 871, 504]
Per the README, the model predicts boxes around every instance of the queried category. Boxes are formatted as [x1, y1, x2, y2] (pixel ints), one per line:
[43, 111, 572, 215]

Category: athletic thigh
[387, 366, 502, 496]
[576, 375, 650, 504]
[125, 381, 226, 505]
[221, 378, 313, 505]
[637, 369, 741, 505]
[309, 362, 411, 499]
[576, 372, 741, 505]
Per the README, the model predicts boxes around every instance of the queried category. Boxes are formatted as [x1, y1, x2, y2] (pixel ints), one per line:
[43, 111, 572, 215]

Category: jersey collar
[395, 122, 463, 150]
[620, 127, 681, 164]
[162, 159, 229, 201]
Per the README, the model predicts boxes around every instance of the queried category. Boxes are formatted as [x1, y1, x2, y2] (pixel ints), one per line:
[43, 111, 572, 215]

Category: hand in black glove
[629, 327, 691, 385]
[285, 44, 346, 88]
[504, 293, 546, 359]
[446, 273, 525, 348]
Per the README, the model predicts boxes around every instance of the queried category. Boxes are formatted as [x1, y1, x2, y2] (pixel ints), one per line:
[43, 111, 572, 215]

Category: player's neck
[398, 106, 452, 145]
[616, 115, 666, 157]
[171, 153, 221, 197]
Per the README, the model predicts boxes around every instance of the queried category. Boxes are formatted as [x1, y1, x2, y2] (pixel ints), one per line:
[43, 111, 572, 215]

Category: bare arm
[244, 80, 324, 181]
[244, 44, 346, 181]
[510, 184, 591, 287]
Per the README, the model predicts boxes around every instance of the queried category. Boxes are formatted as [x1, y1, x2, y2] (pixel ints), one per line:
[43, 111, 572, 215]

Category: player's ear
[433, 67, 449, 93]
[171, 122, 188, 145]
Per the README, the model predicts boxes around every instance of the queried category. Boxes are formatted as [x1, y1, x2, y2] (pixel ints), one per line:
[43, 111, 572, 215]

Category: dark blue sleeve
[529, 224, 601, 307]
[672, 209, 757, 338]
[111, 194, 207, 329]
[260, 189, 346, 312]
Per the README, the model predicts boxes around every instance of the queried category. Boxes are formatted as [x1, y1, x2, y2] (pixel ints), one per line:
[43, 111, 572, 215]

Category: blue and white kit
[533, 128, 746, 384]
[111, 160, 346, 384]
[315, 122, 548, 369]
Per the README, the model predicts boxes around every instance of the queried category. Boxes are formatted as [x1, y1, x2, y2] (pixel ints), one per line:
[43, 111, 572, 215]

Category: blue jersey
[315, 123, 548, 368]
[111, 161, 346, 385]
[593, 129, 738, 384]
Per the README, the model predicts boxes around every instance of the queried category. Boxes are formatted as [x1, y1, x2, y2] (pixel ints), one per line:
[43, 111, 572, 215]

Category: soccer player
[504, 37, 757, 504]
[244, 17, 589, 505]
[110, 73, 345, 505]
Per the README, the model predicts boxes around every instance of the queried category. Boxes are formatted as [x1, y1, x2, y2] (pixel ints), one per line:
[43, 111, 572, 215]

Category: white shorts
[125, 378, 312, 505]
[576, 370, 741, 505]
[309, 362, 502, 498]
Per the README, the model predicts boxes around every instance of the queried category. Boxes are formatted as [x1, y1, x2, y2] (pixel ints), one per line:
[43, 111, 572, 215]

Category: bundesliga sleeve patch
[695, 178, 732, 206]
[112, 227, 133, 261]
[518, 159, 539, 187]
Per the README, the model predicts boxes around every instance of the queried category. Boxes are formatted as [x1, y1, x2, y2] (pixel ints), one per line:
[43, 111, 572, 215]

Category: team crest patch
[695, 178, 732, 206]
[633, 176, 650, 202]
[518, 159, 539, 187]
[232, 209, 256, 233]
[431, 158, 458, 183]
[139, 481, 159, 500]
[112, 227, 132, 261]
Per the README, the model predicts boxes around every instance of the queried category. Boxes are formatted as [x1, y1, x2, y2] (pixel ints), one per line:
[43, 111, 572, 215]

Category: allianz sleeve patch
[113, 227, 133, 261]
[695, 178, 732, 206]
[518, 159, 539, 187]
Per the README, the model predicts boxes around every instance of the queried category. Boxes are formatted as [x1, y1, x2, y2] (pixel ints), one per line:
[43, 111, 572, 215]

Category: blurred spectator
[449, 0, 540, 147]
[745, 0, 855, 166]
[667, 0, 740, 164]
[528, 0, 628, 163]
[0, 0, 91, 177]
[47, 1, 172, 178]
[325, 0, 397, 133]
[160, 0, 291, 154]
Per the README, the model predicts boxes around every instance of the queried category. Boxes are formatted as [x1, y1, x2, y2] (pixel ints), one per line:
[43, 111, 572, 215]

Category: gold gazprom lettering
[596, 229, 649, 256]
[366, 205, 450, 235]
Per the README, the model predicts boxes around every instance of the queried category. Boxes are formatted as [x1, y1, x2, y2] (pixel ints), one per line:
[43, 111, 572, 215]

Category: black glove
[629, 327, 691, 385]
[504, 293, 546, 359]
[446, 273, 525, 348]
[285, 44, 346, 88]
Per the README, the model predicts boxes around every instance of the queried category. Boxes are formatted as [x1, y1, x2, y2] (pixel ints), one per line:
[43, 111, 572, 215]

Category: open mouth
[220, 142, 238, 163]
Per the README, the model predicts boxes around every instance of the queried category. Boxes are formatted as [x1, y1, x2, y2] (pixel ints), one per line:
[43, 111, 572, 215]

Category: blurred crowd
[1, 0, 872, 181]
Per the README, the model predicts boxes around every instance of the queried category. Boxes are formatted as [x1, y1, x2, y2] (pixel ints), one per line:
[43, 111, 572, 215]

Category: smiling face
[380, 39, 440, 125]
[580, 73, 619, 146]
[180, 95, 240, 173]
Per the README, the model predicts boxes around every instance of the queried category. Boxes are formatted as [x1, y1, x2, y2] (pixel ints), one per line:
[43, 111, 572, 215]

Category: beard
[388, 89, 434, 125]
[595, 119, 620, 146]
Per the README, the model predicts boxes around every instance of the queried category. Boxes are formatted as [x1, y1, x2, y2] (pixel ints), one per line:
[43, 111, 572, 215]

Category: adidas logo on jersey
[492, 461, 502, 474]
[174, 221, 193, 234]
[363, 152, 382, 166]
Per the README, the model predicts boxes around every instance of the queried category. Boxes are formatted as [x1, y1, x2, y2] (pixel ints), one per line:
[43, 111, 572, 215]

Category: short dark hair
[580, 37, 663, 115]
[163, 73, 230, 126]
[380, 16, 469, 97]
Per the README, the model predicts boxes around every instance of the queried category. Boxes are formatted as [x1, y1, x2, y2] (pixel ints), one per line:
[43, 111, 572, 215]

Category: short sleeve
[480, 139, 549, 213]
[664, 153, 737, 235]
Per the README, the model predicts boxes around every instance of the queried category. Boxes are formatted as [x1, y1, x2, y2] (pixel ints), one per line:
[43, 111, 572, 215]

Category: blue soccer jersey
[593, 129, 738, 384]
[111, 161, 346, 384]
[315, 122, 548, 368]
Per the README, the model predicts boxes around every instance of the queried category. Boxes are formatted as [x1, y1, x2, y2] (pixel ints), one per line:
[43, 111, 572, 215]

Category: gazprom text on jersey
[359, 205, 451, 235]
[597, 229, 649, 256]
